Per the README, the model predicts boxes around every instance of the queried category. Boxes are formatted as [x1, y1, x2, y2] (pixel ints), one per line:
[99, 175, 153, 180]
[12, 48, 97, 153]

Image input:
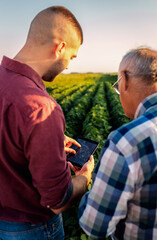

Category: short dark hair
[27, 6, 83, 45]
[48, 6, 83, 44]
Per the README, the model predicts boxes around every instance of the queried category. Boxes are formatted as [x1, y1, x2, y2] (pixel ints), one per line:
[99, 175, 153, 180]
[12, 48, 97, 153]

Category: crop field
[44, 73, 130, 240]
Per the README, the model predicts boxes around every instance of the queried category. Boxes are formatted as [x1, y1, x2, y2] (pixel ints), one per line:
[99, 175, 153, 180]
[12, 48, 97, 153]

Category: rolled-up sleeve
[24, 99, 72, 209]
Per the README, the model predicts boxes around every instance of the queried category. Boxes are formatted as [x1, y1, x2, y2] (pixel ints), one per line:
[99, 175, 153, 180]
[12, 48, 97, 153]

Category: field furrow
[44, 73, 130, 240]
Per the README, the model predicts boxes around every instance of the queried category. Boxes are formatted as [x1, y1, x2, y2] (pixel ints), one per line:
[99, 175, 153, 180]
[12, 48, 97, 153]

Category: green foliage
[65, 83, 99, 138]
[44, 73, 130, 240]
[82, 81, 112, 163]
[60, 85, 91, 116]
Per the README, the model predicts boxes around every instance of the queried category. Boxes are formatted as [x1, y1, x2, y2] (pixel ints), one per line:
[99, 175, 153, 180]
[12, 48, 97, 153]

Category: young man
[79, 48, 157, 240]
[0, 6, 94, 240]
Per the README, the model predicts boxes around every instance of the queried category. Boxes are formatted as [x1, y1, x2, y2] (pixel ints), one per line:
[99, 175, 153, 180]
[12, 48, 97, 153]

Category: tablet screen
[67, 137, 99, 167]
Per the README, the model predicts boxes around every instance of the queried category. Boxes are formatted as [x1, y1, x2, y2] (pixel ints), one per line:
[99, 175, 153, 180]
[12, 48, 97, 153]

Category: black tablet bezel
[67, 136, 99, 168]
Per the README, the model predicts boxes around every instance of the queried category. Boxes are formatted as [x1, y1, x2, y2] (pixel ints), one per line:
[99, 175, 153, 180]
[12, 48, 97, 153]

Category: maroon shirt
[0, 56, 72, 223]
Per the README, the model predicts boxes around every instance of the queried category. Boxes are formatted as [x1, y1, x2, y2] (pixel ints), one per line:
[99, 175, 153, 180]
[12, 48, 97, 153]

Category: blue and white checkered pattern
[79, 93, 157, 240]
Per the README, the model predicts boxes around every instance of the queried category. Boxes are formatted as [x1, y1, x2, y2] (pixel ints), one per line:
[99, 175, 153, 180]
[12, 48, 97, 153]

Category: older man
[79, 47, 157, 240]
[0, 6, 94, 240]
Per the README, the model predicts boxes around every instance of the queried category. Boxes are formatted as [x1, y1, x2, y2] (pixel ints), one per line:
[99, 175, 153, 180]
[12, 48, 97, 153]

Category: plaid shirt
[79, 93, 157, 240]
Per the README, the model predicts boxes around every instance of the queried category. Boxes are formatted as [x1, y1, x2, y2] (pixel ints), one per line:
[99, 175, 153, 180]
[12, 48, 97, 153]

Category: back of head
[26, 6, 83, 46]
[120, 47, 157, 85]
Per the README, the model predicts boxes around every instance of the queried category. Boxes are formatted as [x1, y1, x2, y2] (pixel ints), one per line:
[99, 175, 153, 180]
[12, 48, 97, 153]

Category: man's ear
[55, 42, 66, 58]
[121, 71, 129, 91]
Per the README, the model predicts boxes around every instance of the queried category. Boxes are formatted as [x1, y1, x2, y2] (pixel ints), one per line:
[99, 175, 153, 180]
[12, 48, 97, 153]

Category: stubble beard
[42, 59, 65, 82]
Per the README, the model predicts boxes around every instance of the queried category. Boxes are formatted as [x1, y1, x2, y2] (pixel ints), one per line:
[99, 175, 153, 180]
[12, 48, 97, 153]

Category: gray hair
[120, 47, 157, 84]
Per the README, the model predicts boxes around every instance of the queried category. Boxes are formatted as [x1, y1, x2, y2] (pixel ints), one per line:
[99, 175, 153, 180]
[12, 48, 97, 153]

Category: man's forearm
[50, 175, 88, 214]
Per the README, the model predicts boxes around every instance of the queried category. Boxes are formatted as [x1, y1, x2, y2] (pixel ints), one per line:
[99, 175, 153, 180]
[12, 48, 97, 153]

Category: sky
[0, 0, 157, 73]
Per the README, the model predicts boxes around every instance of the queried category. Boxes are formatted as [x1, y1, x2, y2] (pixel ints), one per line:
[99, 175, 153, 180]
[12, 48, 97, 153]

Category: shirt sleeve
[78, 139, 135, 239]
[24, 100, 72, 209]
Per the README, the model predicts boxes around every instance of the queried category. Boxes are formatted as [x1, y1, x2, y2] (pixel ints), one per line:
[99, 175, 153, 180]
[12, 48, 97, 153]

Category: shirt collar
[1, 56, 46, 91]
[134, 93, 157, 119]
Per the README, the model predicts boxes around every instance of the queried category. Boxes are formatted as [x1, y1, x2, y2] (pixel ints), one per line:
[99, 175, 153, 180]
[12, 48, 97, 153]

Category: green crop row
[60, 85, 92, 116]
[65, 82, 100, 138]
[44, 73, 130, 240]
[82, 81, 112, 162]
[63, 77, 111, 240]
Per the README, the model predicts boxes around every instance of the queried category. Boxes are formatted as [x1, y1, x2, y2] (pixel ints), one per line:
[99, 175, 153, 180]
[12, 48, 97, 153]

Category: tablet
[67, 137, 99, 168]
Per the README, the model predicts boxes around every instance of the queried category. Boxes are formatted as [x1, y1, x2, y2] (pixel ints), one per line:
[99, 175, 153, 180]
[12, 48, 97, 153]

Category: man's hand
[68, 155, 94, 185]
[50, 155, 94, 214]
[64, 135, 81, 154]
